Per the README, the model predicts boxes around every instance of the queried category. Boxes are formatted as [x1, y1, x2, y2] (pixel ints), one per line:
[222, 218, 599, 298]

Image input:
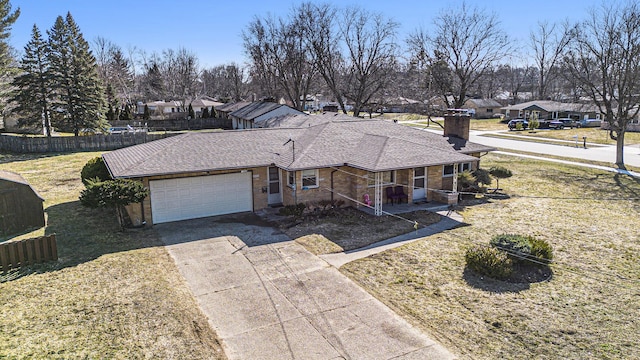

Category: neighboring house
[229, 101, 304, 129]
[102, 112, 494, 225]
[383, 97, 426, 113]
[0, 170, 45, 237]
[257, 112, 359, 128]
[501, 100, 600, 120]
[136, 100, 185, 119]
[463, 99, 503, 119]
[214, 101, 252, 120]
[189, 96, 224, 117]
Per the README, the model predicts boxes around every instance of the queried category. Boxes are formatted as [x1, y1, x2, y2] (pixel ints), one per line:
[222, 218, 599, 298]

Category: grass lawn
[341, 153, 640, 359]
[0, 152, 226, 359]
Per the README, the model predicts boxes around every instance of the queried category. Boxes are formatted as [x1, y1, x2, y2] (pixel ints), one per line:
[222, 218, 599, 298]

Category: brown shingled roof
[103, 120, 495, 178]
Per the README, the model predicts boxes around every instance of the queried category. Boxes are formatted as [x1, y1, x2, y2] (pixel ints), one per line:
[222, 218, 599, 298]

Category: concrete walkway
[156, 215, 454, 360]
[320, 210, 464, 268]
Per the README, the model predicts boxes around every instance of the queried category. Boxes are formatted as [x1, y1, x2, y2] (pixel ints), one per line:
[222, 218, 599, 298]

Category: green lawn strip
[492, 148, 640, 173]
[341, 153, 640, 359]
[0, 152, 226, 359]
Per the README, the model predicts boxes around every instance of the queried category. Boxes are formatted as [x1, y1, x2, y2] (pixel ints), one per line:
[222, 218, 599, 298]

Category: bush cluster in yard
[465, 245, 513, 280]
[279, 203, 306, 218]
[466, 234, 554, 281]
[490, 234, 553, 265]
[80, 156, 111, 184]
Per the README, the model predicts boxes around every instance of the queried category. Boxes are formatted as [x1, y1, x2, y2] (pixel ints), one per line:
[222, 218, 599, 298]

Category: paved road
[156, 214, 454, 360]
[413, 123, 640, 168]
[468, 130, 640, 168]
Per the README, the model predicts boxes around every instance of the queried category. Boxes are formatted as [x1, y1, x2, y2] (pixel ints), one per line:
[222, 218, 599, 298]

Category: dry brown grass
[282, 208, 441, 254]
[341, 153, 640, 359]
[0, 152, 226, 359]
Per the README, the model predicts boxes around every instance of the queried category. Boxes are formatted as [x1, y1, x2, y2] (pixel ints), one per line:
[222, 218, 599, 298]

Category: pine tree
[142, 104, 150, 120]
[188, 103, 195, 119]
[48, 12, 106, 136]
[11, 25, 53, 136]
[120, 103, 132, 120]
[0, 0, 19, 115]
[201, 106, 209, 119]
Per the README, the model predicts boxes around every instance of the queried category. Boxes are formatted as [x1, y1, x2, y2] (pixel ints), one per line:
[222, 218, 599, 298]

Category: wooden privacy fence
[0, 234, 57, 272]
[0, 132, 174, 153]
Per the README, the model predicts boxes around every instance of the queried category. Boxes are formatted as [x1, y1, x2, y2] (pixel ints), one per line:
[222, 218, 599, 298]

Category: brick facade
[137, 152, 485, 226]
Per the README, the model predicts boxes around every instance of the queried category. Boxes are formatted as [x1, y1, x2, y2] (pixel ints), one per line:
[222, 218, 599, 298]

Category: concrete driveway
[156, 213, 454, 360]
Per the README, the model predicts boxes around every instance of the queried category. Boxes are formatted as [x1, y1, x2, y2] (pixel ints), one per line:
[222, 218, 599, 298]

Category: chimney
[443, 109, 471, 141]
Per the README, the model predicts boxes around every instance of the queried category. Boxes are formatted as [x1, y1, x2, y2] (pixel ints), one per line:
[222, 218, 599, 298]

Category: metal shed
[0, 170, 45, 237]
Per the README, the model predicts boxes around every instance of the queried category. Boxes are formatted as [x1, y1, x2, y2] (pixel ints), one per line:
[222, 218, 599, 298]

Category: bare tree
[339, 7, 398, 117]
[243, 11, 317, 110]
[564, 1, 640, 167]
[408, 3, 510, 108]
[299, 2, 347, 113]
[530, 21, 570, 100]
[202, 62, 248, 101]
[495, 64, 537, 104]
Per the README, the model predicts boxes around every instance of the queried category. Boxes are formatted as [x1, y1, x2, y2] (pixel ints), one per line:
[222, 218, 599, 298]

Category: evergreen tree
[188, 103, 195, 119]
[0, 0, 19, 115]
[201, 106, 210, 119]
[48, 12, 106, 136]
[142, 104, 150, 120]
[11, 24, 53, 136]
[119, 103, 132, 120]
[106, 105, 115, 121]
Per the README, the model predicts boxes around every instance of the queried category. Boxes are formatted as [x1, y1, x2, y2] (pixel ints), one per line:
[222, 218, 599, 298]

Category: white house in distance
[228, 101, 304, 129]
[136, 96, 223, 119]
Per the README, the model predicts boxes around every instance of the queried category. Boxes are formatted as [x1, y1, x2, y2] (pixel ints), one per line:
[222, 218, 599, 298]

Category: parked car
[508, 119, 528, 130]
[577, 118, 602, 128]
[108, 126, 132, 134]
[548, 120, 565, 130]
[557, 118, 577, 128]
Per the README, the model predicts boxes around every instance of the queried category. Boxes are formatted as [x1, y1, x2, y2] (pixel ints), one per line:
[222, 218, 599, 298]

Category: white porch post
[452, 164, 458, 193]
[374, 172, 383, 216]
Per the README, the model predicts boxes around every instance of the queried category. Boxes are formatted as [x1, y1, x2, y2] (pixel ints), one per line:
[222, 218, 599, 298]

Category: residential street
[414, 125, 640, 169]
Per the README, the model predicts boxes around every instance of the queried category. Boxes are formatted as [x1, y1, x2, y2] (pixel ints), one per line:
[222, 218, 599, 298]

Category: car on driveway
[558, 118, 577, 128]
[548, 120, 565, 130]
[577, 118, 602, 128]
[508, 119, 528, 130]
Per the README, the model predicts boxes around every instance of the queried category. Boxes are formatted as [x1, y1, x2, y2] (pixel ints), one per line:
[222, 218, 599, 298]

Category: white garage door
[150, 172, 253, 224]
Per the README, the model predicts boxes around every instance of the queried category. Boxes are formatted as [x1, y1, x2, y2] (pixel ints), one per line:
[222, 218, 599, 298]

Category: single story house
[256, 112, 360, 128]
[136, 100, 184, 118]
[229, 101, 304, 129]
[501, 100, 600, 120]
[214, 101, 251, 120]
[102, 112, 494, 225]
[0, 171, 45, 237]
[189, 96, 224, 117]
[463, 99, 503, 119]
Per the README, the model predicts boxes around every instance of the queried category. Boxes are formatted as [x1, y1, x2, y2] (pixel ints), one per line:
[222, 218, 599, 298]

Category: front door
[413, 167, 427, 200]
[268, 167, 282, 205]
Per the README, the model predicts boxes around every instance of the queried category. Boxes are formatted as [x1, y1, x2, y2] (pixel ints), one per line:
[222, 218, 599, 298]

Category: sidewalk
[320, 210, 464, 268]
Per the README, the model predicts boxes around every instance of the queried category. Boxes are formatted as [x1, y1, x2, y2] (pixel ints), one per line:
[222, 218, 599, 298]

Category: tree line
[1, 0, 639, 166]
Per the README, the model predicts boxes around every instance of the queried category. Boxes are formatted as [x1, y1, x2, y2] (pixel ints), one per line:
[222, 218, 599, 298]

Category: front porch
[358, 199, 453, 216]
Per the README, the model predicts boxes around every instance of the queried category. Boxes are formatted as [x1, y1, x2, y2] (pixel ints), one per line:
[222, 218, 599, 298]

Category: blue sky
[8, 0, 602, 68]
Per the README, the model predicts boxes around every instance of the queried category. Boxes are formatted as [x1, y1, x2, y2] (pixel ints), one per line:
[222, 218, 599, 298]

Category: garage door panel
[150, 172, 253, 224]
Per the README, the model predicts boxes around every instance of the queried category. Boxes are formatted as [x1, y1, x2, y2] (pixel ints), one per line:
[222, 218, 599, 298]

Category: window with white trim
[443, 165, 455, 177]
[287, 171, 295, 187]
[458, 162, 472, 172]
[301, 169, 318, 188]
[367, 171, 395, 187]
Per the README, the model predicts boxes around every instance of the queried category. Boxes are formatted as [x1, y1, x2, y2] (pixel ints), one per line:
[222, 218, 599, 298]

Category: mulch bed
[274, 207, 442, 253]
